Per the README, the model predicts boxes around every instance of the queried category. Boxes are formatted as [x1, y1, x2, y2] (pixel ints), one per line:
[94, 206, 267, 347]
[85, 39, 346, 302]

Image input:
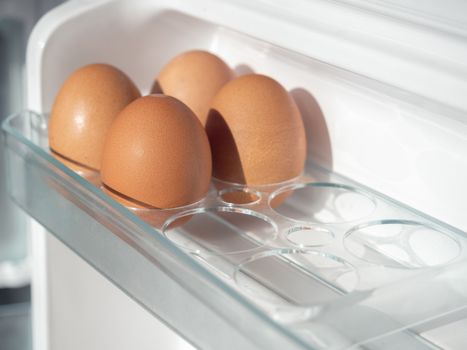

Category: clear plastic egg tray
[3, 110, 467, 349]
[162, 174, 464, 310]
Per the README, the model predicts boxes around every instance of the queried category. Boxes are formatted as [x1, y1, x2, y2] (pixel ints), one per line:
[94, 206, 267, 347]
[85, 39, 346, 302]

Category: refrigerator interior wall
[0, 0, 67, 284]
[45, 234, 193, 350]
[19, 0, 467, 349]
[1, 1, 67, 349]
[0, 0, 30, 289]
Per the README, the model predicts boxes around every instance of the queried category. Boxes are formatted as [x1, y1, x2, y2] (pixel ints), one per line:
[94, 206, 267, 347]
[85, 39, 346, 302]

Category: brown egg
[103, 186, 194, 228]
[206, 74, 306, 185]
[49, 63, 140, 170]
[152, 50, 233, 126]
[101, 95, 212, 209]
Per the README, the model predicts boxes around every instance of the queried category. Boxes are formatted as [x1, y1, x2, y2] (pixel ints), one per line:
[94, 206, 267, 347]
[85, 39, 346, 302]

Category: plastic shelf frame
[4, 110, 467, 350]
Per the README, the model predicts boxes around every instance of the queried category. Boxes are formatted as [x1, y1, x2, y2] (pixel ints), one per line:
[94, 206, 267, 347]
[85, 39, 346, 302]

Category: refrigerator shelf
[3, 110, 467, 350]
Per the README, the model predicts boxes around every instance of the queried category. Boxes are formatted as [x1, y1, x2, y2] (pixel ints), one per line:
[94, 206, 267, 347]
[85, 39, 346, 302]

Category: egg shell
[102, 186, 193, 228]
[101, 95, 212, 209]
[206, 74, 307, 185]
[153, 50, 233, 126]
[49, 64, 140, 170]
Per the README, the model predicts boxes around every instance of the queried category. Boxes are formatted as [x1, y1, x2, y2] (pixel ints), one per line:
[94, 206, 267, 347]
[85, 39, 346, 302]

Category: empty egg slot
[344, 220, 461, 268]
[161, 207, 278, 255]
[286, 225, 335, 247]
[234, 249, 358, 307]
[270, 182, 376, 224]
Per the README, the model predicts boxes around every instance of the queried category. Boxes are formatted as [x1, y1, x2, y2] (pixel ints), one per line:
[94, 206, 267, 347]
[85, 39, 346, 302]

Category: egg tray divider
[3, 110, 467, 349]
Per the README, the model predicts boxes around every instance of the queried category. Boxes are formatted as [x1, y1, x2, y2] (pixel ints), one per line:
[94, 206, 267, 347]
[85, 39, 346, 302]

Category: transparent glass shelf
[3, 110, 467, 349]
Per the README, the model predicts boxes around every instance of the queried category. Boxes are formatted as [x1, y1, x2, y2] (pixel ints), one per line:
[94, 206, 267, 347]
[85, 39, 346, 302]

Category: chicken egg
[152, 50, 233, 126]
[206, 74, 306, 186]
[101, 95, 212, 209]
[48, 63, 140, 171]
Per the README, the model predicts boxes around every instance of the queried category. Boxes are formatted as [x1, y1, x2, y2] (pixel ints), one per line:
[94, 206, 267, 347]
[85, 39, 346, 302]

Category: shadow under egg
[102, 184, 195, 229]
[50, 149, 101, 186]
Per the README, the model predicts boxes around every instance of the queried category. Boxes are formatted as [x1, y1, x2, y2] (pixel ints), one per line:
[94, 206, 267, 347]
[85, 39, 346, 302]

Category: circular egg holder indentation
[161, 206, 278, 255]
[218, 187, 262, 206]
[108, 176, 465, 323]
[286, 226, 335, 247]
[344, 220, 461, 268]
[269, 182, 377, 224]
